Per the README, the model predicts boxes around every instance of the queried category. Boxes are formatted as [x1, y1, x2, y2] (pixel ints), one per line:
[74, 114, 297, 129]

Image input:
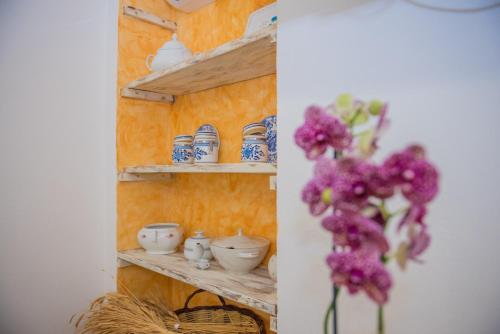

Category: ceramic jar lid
[243, 134, 266, 141]
[243, 122, 266, 136]
[211, 228, 270, 249]
[174, 135, 194, 144]
[175, 134, 193, 140]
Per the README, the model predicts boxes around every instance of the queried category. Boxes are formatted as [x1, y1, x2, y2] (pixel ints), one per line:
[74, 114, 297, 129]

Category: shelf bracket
[270, 315, 277, 332]
[123, 5, 176, 32]
[269, 176, 277, 191]
[117, 258, 132, 268]
[118, 172, 173, 182]
[121, 88, 174, 104]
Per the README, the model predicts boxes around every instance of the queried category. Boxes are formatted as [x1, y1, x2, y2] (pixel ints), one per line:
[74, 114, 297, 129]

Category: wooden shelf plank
[123, 5, 176, 32]
[124, 25, 276, 98]
[118, 249, 277, 315]
[120, 163, 277, 176]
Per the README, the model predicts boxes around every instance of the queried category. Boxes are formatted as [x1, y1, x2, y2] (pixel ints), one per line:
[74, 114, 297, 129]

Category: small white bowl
[137, 223, 183, 255]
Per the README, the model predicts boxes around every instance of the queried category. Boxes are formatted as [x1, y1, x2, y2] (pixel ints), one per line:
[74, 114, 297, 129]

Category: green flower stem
[324, 287, 340, 334]
[348, 109, 362, 128]
[378, 306, 385, 334]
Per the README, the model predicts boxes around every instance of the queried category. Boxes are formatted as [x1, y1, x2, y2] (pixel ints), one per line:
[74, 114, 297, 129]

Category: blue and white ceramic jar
[173, 135, 194, 164]
[173, 143, 194, 164]
[194, 137, 219, 163]
[241, 135, 268, 162]
[262, 115, 277, 163]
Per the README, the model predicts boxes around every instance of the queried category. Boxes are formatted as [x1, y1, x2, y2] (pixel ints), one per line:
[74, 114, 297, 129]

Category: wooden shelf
[118, 249, 277, 315]
[121, 24, 276, 102]
[118, 163, 277, 181]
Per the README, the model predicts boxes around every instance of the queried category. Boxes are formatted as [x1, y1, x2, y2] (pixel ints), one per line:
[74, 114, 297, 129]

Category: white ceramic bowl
[210, 229, 269, 274]
[137, 223, 183, 255]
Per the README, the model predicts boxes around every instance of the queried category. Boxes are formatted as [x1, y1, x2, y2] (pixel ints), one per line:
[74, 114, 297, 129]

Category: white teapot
[146, 33, 192, 72]
[184, 231, 213, 262]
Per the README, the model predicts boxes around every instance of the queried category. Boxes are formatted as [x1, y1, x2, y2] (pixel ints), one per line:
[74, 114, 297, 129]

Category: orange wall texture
[116, 0, 276, 329]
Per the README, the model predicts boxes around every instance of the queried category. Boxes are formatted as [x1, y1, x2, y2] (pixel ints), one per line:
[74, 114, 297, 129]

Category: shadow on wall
[278, 0, 382, 22]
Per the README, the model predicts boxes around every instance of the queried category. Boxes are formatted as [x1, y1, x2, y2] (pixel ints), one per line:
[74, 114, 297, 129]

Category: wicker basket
[175, 289, 265, 334]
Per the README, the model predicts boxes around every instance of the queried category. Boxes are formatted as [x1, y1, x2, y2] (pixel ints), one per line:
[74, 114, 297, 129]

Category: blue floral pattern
[173, 146, 193, 163]
[194, 146, 208, 161]
[241, 144, 266, 161]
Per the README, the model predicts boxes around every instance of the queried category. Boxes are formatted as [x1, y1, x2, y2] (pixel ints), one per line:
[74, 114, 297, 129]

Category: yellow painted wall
[117, 0, 276, 330]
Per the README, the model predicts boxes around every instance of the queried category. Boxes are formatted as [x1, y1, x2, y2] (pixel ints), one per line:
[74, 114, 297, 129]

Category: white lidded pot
[137, 223, 183, 255]
[146, 34, 192, 72]
[184, 231, 213, 262]
[210, 228, 269, 274]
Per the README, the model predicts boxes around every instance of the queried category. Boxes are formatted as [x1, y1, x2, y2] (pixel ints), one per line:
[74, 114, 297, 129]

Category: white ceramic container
[137, 223, 183, 255]
[146, 34, 192, 72]
[241, 135, 268, 162]
[184, 231, 213, 262]
[245, 2, 277, 37]
[210, 229, 269, 274]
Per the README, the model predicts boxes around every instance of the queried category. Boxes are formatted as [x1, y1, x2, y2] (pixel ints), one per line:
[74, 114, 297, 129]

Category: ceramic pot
[137, 223, 183, 255]
[210, 229, 269, 274]
[262, 115, 277, 163]
[241, 135, 268, 162]
[146, 34, 192, 71]
[184, 231, 213, 262]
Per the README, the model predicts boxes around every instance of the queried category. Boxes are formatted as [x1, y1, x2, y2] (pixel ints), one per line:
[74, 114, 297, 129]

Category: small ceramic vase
[262, 115, 277, 163]
[241, 134, 268, 162]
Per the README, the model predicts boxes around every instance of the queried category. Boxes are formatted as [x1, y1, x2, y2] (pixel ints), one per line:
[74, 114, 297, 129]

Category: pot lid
[212, 228, 269, 249]
[158, 33, 189, 52]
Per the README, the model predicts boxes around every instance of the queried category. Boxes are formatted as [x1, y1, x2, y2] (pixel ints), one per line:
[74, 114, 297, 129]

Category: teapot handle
[145, 54, 154, 71]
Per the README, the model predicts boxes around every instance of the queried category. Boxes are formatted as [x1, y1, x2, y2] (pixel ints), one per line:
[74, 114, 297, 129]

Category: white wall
[0, 1, 117, 333]
[277, 1, 500, 333]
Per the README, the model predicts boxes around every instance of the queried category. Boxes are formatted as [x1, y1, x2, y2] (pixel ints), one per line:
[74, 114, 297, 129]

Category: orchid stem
[324, 287, 340, 334]
[378, 306, 385, 334]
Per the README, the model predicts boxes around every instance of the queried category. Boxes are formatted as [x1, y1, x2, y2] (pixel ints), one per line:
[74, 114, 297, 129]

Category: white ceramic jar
[137, 223, 183, 255]
[210, 229, 269, 274]
[184, 231, 213, 262]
